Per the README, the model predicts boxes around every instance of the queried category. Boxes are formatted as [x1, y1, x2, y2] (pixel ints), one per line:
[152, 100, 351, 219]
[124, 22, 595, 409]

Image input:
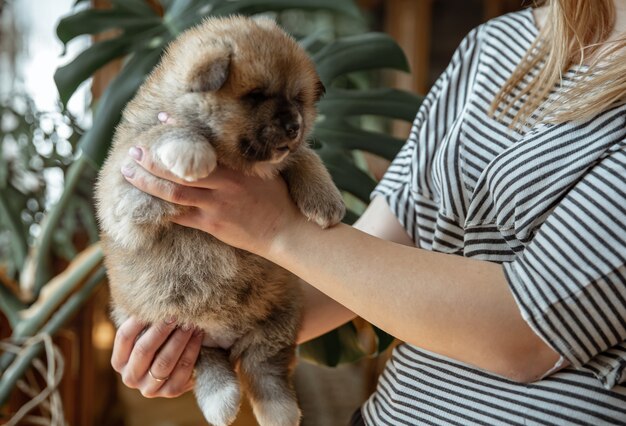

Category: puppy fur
[95, 16, 345, 426]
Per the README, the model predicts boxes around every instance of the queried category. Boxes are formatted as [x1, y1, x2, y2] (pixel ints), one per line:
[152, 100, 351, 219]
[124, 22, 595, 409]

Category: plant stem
[14, 244, 103, 339]
[24, 155, 91, 298]
[0, 286, 24, 329]
[0, 191, 28, 269]
[1, 244, 102, 374]
[0, 267, 107, 406]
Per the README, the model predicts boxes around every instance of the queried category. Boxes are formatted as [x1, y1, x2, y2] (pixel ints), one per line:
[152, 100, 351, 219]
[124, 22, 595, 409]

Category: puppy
[95, 16, 345, 426]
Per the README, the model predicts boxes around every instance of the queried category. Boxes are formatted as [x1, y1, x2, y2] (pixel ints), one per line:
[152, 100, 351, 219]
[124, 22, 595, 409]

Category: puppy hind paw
[253, 398, 301, 426]
[197, 381, 241, 426]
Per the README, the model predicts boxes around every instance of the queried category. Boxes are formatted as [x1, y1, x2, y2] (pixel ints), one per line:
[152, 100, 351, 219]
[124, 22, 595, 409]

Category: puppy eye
[293, 92, 305, 105]
[244, 89, 269, 103]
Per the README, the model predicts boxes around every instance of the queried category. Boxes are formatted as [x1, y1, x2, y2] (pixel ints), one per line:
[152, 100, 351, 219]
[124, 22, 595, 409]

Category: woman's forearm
[268, 215, 560, 382]
[296, 197, 415, 344]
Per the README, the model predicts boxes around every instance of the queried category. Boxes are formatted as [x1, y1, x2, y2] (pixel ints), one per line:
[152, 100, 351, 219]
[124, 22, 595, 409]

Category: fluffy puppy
[95, 16, 345, 426]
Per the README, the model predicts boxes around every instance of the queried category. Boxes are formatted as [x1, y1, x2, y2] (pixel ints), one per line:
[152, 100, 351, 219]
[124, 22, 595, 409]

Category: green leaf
[0, 156, 7, 191]
[159, 0, 176, 10]
[372, 326, 394, 354]
[314, 120, 405, 161]
[319, 88, 422, 122]
[79, 47, 164, 167]
[163, 0, 204, 17]
[54, 37, 134, 106]
[164, 0, 211, 23]
[299, 328, 342, 366]
[0, 191, 27, 269]
[110, 0, 158, 16]
[313, 33, 410, 84]
[299, 322, 366, 367]
[160, 0, 217, 35]
[210, 0, 362, 19]
[298, 31, 328, 55]
[336, 323, 370, 364]
[317, 148, 376, 203]
[23, 157, 90, 296]
[52, 231, 78, 261]
[76, 198, 99, 243]
[343, 208, 359, 225]
[57, 9, 160, 45]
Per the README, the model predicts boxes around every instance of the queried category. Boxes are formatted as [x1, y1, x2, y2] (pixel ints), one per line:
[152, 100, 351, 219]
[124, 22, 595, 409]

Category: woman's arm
[122, 149, 561, 383]
[297, 196, 415, 343]
[269, 208, 560, 382]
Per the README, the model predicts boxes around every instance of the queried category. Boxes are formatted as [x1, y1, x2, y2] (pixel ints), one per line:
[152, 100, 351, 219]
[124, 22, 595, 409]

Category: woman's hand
[121, 145, 303, 256]
[111, 317, 203, 398]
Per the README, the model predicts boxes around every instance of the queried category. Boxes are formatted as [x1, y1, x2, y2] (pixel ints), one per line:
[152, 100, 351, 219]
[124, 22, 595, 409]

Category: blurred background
[0, 0, 524, 425]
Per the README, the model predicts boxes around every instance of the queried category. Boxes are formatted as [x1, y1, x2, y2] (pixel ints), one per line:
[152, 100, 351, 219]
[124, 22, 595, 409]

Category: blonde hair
[490, 0, 626, 128]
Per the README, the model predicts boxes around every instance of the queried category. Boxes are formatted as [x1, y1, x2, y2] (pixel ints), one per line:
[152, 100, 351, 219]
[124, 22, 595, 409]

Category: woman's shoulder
[478, 7, 539, 43]
[451, 8, 539, 69]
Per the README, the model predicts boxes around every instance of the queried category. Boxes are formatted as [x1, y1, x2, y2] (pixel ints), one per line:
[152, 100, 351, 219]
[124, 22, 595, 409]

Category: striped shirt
[364, 8, 626, 425]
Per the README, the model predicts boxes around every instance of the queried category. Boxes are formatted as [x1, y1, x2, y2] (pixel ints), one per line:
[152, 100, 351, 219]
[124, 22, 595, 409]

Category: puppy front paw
[154, 134, 217, 182]
[299, 189, 346, 229]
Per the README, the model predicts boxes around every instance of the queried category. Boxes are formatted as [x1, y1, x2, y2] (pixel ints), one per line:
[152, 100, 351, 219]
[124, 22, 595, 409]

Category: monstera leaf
[9, 0, 423, 379]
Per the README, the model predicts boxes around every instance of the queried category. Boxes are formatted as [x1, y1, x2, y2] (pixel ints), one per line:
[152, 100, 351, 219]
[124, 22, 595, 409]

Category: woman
[113, 1, 626, 424]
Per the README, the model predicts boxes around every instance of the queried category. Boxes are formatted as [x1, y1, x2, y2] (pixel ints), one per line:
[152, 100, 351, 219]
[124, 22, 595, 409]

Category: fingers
[122, 164, 209, 207]
[111, 317, 146, 373]
[122, 319, 178, 388]
[155, 329, 204, 398]
[188, 166, 246, 189]
[140, 326, 194, 396]
[128, 146, 196, 187]
[112, 317, 204, 399]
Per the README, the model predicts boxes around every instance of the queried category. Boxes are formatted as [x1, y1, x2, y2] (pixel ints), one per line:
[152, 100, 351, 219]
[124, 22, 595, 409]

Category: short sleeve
[371, 25, 485, 224]
[503, 141, 626, 388]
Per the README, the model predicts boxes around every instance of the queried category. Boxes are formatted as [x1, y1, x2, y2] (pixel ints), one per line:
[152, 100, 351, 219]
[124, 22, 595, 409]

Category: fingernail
[129, 146, 143, 161]
[121, 165, 135, 178]
[157, 111, 169, 123]
[194, 328, 203, 336]
[182, 323, 192, 332]
[165, 317, 176, 324]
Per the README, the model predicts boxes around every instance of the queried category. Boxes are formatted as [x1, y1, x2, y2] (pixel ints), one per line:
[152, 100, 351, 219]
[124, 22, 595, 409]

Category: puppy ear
[251, 16, 277, 30]
[314, 80, 326, 101]
[188, 47, 232, 92]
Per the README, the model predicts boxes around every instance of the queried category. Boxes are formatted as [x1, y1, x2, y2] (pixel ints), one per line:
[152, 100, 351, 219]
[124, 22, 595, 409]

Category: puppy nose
[284, 122, 300, 139]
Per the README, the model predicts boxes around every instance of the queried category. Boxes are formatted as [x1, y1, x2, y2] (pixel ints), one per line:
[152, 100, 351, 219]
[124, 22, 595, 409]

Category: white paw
[300, 194, 346, 229]
[155, 140, 217, 182]
[253, 398, 301, 426]
[197, 381, 241, 426]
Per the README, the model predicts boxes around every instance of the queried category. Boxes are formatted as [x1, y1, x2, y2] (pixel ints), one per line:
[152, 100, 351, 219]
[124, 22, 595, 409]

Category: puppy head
[160, 16, 324, 177]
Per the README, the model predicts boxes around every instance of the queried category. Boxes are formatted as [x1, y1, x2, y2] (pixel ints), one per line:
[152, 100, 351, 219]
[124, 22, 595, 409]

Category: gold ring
[148, 369, 169, 382]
